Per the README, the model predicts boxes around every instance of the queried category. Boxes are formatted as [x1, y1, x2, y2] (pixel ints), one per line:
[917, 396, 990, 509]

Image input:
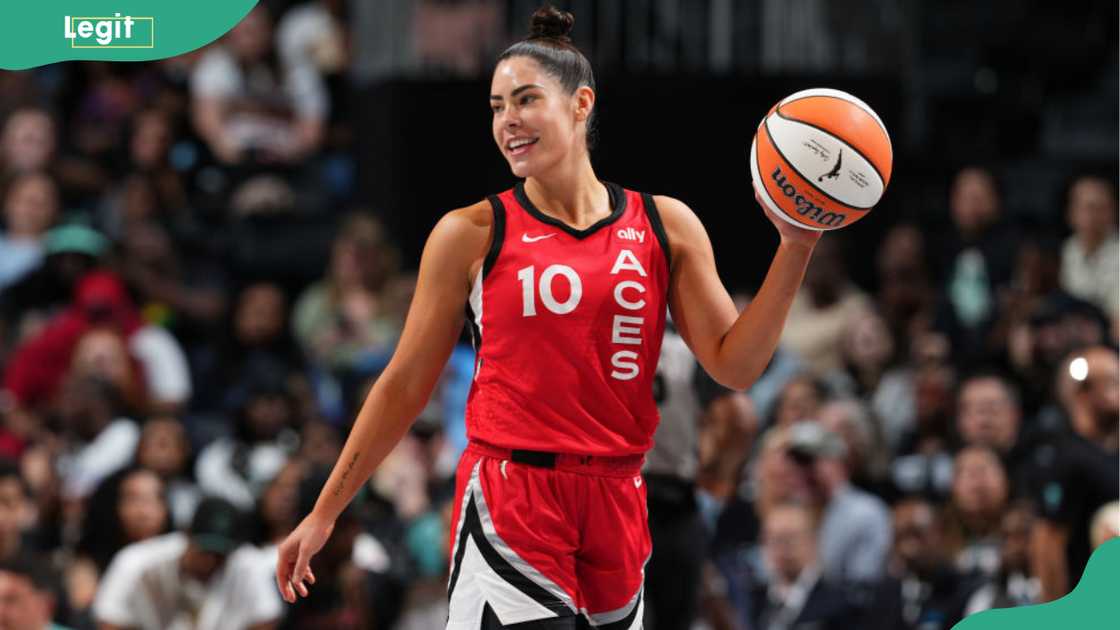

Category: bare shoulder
[428, 199, 495, 283]
[651, 195, 710, 259]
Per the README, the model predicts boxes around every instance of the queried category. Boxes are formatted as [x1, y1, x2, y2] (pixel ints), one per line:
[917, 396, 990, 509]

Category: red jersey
[464, 182, 672, 456]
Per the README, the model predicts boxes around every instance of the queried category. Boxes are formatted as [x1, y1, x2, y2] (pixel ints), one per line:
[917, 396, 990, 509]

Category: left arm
[658, 192, 820, 390]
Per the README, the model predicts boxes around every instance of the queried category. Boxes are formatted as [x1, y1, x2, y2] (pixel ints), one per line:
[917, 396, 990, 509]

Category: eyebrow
[490, 84, 544, 100]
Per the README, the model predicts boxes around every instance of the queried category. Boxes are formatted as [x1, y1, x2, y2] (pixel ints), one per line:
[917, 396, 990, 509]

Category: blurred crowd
[0, 2, 1115, 630]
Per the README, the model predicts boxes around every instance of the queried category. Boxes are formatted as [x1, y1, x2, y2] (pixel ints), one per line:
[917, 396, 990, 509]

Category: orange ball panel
[778, 97, 892, 185]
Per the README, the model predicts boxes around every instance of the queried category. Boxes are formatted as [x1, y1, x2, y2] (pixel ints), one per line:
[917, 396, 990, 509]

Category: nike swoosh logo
[521, 233, 556, 243]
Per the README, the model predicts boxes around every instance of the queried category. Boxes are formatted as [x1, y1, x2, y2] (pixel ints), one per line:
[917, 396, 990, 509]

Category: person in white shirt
[93, 497, 282, 630]
[1060, 175, 1118, 321]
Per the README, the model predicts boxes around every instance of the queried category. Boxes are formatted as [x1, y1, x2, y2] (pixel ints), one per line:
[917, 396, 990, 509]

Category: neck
[523, 157, 606, 229]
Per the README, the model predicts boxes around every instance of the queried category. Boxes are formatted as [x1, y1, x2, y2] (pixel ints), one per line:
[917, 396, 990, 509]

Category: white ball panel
[764, 112, 885, 209]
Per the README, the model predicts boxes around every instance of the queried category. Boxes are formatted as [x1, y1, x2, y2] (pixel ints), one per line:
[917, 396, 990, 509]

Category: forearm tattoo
[334, 451, 360, 497]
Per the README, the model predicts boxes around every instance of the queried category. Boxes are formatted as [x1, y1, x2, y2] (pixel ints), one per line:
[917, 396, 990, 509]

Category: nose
[503, 107, 522, 131]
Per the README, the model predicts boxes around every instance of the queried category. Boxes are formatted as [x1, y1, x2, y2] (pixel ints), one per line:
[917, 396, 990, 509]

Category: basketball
[750, 88, 893, 231]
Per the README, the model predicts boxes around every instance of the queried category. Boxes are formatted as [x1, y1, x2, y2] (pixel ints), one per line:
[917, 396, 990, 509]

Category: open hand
[276, 513, 334, 603]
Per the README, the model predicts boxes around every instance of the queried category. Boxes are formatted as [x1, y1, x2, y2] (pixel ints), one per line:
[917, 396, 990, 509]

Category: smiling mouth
[507, 137, 539, 156]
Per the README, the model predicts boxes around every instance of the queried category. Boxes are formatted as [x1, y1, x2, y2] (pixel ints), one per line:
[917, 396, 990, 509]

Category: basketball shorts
[447, 440, 650, 629]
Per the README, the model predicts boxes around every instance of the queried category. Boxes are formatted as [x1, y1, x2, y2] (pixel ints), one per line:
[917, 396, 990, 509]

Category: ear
[573, 86, 595, 122]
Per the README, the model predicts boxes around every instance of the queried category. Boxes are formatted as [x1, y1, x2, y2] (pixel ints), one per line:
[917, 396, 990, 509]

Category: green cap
[43, 224, 108, 258]
[189, 497, 245, 556]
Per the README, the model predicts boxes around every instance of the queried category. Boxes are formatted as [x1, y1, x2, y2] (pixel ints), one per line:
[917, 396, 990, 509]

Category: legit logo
[64, 14, 154, 48]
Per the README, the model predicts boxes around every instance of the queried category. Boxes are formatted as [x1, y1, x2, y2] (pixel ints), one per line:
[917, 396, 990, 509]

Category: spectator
[251, 460, 305, 547]
[1060, 175, 1118, 321]
[0, 108, 54, 176]
[1030, 345, 1119, 601]
[0, 461, 33, 562]
[869, 498, 978, 630]
[817, 398, 889, 495]
[77, 467, 171, 573]
[826, 310, 915, 455]
[748, 502, 861, 630]
[780, 237, 873, 375]
[276, 0, 349, 76]
[292, 213, 401, 377]
[890, 335, 957, 498]
[124, 108, 187, 211]
[934, 167, 1018, 366]
[876, 223, 934, 352]
[53, 378, 140, 501]
[0, 554, 71, 630]
[195, 363, 297, 511]
[772, 374, 828, 429]
[0, 172, 59, 290]
[92, 496, 281, 630]
[3, 270, 191, 412]
[67, 329, 148, 415]
[190, 5, 328, 166]
[220, 283, 303, 391]
[955, 373, 1031, 494]
[944, 446, 1009, 578]
[787, 422, 893, 584]
[114, 218, 228, 351]
[134, 416, 199, 528]
[1010, 293, 1110, 420]
[0, 224, 106, 350]
[963, 501, 1040, 615]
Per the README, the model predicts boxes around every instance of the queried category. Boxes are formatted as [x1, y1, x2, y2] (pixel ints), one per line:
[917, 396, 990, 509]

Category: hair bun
[529, 5, 575, 42]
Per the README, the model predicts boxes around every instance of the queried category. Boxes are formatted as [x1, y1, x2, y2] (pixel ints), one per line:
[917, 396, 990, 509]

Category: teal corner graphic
[955, 538, 1120, 630]
[2, 1, 259, 70]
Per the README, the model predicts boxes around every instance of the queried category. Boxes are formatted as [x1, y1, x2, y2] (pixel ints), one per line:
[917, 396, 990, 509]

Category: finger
[296, 579, 309, 597]
[305, 567, 316, 585]
[276, 559, 295, 603]
[293, 544, 312, 597]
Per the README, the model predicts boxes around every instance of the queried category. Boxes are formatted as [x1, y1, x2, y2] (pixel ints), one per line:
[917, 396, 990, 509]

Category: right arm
[1031, 519, 1070, 602]
[276, 202, 491, 602]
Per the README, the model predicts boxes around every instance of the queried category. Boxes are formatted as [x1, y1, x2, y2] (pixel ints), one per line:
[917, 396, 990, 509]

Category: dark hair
[77, 466, 171, 572]
[0, 553, 58, 593]
[0, 459, 31, 499]
[497, 5, 598, 150]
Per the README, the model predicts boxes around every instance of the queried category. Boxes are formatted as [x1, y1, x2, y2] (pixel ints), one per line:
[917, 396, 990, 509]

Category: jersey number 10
[517, 265, 583, 316]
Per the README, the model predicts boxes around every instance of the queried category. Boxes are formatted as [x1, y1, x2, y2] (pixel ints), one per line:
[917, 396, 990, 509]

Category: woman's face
[118, 470, 167, 543]
[490, 56, 590, 179]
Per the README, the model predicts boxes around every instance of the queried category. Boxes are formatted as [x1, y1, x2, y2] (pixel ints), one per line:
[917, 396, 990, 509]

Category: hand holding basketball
[754, 183, 822, 249]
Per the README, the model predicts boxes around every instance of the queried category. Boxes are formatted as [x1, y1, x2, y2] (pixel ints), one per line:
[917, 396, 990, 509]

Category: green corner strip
[1, 1, 258, 70]
[955, 538, 1120, 630]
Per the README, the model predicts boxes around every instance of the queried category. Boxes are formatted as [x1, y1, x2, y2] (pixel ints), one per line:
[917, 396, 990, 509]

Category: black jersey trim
[447, 495, 573, 616]
[640, 193, 673, 272]
[483, 195, 507, 279]
[513, 181, 627, 240]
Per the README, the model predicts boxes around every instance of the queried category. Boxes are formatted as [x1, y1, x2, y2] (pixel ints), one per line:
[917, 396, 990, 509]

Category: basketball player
[277, 6, 823, 628]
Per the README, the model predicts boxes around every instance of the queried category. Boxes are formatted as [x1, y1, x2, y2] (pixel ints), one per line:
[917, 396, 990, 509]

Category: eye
[519, 94, 537, 106]
[491, 103, 503, 114]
